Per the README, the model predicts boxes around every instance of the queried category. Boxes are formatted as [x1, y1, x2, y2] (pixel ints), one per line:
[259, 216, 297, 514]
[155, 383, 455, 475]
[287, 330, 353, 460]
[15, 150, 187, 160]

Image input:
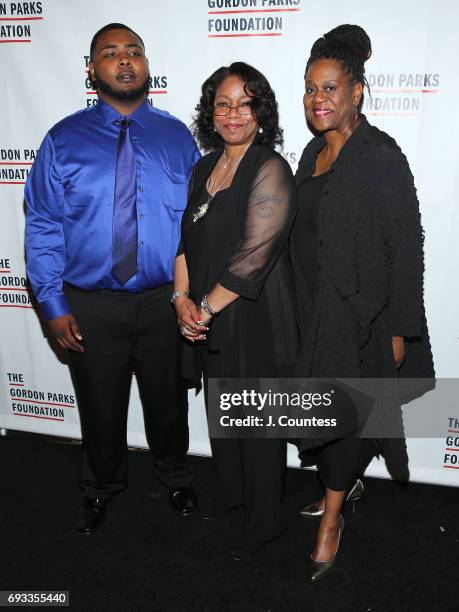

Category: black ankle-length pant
[65, 283, 194, 499]
[317, 438, 375, 491]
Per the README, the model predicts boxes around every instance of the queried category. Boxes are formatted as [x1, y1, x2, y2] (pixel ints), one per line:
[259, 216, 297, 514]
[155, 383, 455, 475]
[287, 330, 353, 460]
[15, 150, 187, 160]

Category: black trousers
[317, 438, 375, 492]
[65, 283, 194, 499]
[201, 348, 286, 548]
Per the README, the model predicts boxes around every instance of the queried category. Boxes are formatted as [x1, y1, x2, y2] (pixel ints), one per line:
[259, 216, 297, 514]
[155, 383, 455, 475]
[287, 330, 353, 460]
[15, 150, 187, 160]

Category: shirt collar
[95, 98, 150, 127]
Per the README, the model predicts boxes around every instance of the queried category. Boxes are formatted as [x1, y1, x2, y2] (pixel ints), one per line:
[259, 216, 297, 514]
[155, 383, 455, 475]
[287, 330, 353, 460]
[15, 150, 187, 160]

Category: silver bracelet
[200, 294, 218, 317]
[170, 290, 189, 304]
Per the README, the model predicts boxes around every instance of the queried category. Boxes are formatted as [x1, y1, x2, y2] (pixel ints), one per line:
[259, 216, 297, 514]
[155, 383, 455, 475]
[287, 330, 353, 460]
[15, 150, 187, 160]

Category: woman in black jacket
[173, 62, 298, 561]
[291, 24, 434, 582]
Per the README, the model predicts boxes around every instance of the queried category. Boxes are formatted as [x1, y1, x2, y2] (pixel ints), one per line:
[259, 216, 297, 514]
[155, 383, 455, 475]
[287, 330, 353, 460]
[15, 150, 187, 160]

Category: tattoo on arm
[251, 192, 282, 219]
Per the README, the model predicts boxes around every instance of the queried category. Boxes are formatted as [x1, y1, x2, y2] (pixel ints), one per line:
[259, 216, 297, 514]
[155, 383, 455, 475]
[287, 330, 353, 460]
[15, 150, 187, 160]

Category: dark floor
[0, 431, 457, 612]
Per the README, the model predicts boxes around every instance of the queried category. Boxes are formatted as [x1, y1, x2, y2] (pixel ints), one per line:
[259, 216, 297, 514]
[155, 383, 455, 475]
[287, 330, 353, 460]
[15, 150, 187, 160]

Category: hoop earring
[213, 125, 217, 132]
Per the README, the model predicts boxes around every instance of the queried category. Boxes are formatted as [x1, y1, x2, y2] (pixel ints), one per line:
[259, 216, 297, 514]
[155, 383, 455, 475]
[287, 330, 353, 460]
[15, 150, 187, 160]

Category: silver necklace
[192, 149, 246, 223]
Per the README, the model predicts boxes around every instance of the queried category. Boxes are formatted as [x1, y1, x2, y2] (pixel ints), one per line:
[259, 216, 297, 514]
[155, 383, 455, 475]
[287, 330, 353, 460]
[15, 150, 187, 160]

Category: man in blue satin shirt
[25, 23, 201, 535]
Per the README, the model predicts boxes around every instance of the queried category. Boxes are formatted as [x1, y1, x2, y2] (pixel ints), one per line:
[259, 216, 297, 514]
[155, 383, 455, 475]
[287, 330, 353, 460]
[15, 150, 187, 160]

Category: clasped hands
[174, 295, 212, 342]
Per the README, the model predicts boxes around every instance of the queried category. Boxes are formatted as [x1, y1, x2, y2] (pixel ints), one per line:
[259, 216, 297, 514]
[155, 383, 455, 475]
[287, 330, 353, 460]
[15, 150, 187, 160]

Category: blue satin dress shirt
[25, 99, 200, 320]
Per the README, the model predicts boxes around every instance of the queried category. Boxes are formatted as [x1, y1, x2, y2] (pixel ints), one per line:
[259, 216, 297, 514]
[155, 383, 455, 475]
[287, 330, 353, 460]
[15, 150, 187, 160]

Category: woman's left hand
[392, 336, 405, 368]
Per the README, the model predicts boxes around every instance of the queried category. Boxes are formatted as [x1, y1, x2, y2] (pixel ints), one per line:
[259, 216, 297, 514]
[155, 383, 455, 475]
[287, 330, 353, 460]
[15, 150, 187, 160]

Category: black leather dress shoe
[168, 486, 197, 516]
[75, 497, 107, 535]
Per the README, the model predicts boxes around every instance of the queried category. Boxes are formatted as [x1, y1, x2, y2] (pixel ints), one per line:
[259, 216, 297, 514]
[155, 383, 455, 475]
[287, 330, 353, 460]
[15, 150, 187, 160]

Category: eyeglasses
[213, 102, 253, 116]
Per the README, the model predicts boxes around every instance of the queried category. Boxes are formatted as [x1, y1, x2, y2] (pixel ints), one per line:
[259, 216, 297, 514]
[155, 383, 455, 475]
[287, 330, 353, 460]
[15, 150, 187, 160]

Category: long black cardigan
[291, 117, 435, 479]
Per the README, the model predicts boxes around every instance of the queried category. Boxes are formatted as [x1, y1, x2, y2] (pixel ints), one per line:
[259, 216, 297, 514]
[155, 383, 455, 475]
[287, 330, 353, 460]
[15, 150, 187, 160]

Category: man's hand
[392, 335, 405, 369]
[47, 314, 84, 352]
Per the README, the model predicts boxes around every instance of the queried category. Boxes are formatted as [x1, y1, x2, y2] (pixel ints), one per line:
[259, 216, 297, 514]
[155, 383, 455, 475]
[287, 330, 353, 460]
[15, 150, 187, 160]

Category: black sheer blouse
[178, 144, 298, 378]
[180, 152, 294, 302]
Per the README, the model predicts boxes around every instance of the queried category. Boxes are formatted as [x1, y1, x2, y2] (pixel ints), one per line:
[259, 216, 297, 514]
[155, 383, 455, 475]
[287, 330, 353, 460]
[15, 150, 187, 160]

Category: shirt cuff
[40, 293, 71, 321]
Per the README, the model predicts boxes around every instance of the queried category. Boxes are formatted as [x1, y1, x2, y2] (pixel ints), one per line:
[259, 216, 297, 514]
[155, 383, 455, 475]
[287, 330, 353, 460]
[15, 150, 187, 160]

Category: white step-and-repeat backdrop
[1, 0, 458, 486]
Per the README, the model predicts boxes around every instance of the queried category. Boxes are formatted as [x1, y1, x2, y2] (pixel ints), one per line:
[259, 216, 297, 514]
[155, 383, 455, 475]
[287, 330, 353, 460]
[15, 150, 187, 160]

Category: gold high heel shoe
[299, 478, 364, 519]
[308, 515, 344, 583]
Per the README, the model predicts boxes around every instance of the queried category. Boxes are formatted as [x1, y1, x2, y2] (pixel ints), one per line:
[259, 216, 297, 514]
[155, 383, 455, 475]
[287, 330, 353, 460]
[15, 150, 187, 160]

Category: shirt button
[137, 266, 143, 272]
[139, 214, 144, 220]
[317, 264, 322, 270]
[324, 190, 329, 196]
[319, 240, 324, 247]
[139, 186, 144, 192]
[139, 240, 144, 247]
[137, 160, 142, 167]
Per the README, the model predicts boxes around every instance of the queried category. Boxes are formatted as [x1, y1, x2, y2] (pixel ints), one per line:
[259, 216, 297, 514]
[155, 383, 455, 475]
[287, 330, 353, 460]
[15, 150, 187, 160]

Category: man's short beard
[93, 70, 150, 101]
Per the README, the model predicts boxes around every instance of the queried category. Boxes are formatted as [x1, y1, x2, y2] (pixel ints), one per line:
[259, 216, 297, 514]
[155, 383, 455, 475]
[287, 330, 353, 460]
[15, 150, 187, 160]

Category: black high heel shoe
[299, 478, 364, 519]
[307, 515, 344, 583]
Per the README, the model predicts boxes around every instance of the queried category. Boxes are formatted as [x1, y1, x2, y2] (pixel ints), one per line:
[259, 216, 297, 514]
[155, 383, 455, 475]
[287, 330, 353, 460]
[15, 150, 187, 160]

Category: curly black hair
[193, 61, 283, 152]
[306, 24, 372, 111]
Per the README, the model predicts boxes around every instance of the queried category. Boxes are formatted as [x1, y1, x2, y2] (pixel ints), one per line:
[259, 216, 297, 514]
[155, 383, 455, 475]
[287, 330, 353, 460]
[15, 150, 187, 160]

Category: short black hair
[90, 23, 145, 60]
[306, 24, 372, 110]
[193, 61, 283, 152]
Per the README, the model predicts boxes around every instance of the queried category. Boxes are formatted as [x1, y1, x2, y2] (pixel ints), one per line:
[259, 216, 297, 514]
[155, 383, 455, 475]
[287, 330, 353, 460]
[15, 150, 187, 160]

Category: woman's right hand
[174, 296, 209, 342]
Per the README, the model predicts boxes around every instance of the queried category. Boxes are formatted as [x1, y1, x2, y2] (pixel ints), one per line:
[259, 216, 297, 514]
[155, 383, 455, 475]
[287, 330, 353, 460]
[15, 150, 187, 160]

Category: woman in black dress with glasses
[173, 62, 298, 561]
